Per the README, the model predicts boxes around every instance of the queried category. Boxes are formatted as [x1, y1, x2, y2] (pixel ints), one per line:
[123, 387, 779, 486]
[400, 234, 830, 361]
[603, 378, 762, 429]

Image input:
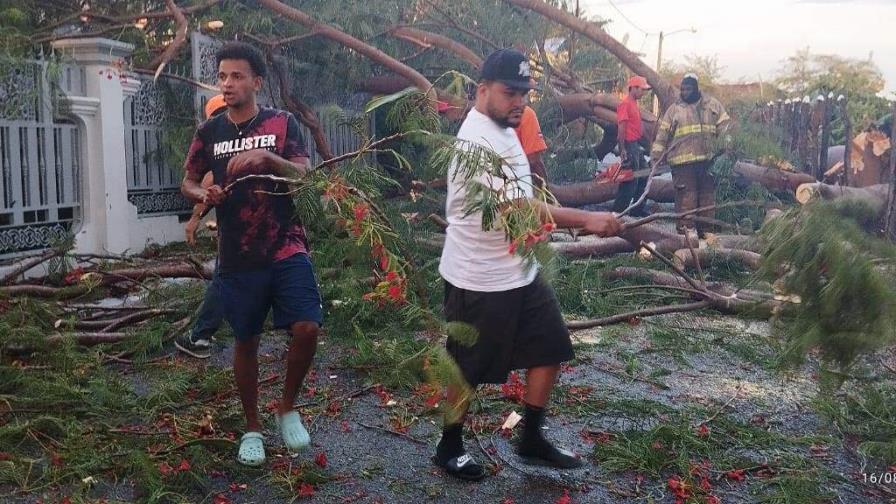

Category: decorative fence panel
[0, 59, 82, 256]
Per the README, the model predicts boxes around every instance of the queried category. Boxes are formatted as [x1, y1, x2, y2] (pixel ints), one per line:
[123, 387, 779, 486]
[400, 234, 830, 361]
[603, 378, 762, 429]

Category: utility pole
[652, 28, 695, 115]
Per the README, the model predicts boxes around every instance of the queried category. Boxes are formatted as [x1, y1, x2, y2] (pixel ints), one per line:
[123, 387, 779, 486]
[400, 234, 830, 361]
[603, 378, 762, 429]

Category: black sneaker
[518, 435, 585, 469]
[174, 332, 211, 358]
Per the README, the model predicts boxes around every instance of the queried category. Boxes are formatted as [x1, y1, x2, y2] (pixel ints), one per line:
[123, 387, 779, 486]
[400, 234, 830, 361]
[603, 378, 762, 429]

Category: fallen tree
[1, 261, 213, 299]
[548, 177, 675, 207]
[795, 182, 888, 209]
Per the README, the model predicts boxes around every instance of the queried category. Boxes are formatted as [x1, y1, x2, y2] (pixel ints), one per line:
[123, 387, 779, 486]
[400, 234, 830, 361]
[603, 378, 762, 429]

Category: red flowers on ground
[555, 489, 573, 504]
[297, 483, 315, 498]
[725, 468, 747, 481]
[501, 372, 525, 403]
[696, 423, 710, 438]
[314, 451, 328, 468]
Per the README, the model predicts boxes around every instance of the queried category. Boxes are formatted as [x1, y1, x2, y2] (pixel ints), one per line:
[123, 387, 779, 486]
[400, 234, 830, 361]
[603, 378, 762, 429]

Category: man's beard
[487, 104, 522, 128]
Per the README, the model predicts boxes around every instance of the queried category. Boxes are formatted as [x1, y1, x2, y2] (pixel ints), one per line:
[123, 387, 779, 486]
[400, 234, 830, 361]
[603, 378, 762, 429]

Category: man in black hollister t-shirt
[180, 42, 322, 467]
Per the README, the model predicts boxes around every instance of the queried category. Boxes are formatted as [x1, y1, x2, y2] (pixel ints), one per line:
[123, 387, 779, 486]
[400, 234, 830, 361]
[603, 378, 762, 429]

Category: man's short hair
[215, 42, 267, 79]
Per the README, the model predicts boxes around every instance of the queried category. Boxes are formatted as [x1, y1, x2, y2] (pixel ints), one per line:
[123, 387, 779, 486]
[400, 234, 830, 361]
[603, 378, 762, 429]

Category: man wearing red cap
[613, 75, 650, 214]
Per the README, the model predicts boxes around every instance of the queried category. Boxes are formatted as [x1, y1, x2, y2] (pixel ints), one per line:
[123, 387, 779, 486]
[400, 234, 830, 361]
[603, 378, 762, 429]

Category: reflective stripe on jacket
[650, 96, 730, 166]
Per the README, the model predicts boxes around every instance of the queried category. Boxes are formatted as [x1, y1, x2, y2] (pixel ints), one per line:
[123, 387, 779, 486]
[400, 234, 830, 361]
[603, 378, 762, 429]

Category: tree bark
[556, 93, 657, 140]
[551, 237, 634, 257]
[795, 182, 888, 210]
[387, 26, 483, 69]
[703, 234, 763, 253]
[547, 177, 674, 207]
[269, 53, 334, 160]
[672, 248, 763, 271]
[502, 0, 676, 110]
[148, 0, 189, 79]
[257, 0, 434, 95]
[732, 161, 817, 193]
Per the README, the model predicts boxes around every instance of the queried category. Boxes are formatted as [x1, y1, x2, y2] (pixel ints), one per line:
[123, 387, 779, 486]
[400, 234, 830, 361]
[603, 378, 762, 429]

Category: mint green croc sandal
[237, 431, 265, 466]
[278, 411, 310, 452]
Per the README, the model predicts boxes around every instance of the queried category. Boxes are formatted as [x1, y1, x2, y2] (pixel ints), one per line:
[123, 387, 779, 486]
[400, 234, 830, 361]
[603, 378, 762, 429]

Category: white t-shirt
[439, 108, 538, 292]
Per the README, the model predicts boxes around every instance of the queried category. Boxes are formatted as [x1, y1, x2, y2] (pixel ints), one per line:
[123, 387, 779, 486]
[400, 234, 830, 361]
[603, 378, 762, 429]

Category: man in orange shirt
[515, 105, 549, 188]
[614, 75, 650, 215]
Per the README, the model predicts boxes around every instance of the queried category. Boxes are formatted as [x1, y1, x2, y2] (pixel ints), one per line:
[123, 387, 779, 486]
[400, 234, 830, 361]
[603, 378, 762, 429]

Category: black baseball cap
[480, 48, 537, 90]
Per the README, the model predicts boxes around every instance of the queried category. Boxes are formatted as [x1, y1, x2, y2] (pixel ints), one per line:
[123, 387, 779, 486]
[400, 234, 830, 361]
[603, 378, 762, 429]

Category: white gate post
[51, 38, 137, 255]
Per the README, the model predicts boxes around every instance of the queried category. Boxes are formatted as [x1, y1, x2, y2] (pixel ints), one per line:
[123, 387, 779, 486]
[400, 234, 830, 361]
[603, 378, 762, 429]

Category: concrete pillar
[51, 38, 137, 255]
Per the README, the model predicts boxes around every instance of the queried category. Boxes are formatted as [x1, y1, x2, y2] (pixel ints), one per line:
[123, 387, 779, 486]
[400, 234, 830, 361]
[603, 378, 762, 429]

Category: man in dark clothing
[180, 42, 322, 467]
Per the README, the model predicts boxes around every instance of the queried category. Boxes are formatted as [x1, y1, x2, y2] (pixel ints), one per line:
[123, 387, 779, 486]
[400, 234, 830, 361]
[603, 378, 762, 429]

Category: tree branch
[387, 26, 483, 69]
[502, 0, 676, 110]
[148, 0, 190, 80]
[255, 0, 434, 97]
[567, 301, 711, 330]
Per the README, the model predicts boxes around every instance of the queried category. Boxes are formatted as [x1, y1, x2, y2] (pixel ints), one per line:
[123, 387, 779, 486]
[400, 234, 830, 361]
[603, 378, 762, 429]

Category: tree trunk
[556, 93, 657, 141]
[795, 182, 888, 210]
[502, 0, 676, 110]
[703, 234, 763, 253]
[257, 0, 434, 95]
[547, 177, 674, 207]
[672, 247, 763, 271]
[387, 27, 484, 69]
[148, 0, 188, 78]
[732, 161, 817, 193]
[269, 53, 334, 160]
[550, 237, 634, 257]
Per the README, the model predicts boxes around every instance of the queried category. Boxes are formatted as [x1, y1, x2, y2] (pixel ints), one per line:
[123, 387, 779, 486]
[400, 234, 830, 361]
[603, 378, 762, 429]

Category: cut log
[704, 234, 763, 253]
[555, 93, 657, 140]
[732, 161, 816, 193]
[795, 182, 888, 210]
[672, 248, 763, 271]
[551, 237, 634, 258]
[548, 177, 675, 207]
[618, 223, 696, 255]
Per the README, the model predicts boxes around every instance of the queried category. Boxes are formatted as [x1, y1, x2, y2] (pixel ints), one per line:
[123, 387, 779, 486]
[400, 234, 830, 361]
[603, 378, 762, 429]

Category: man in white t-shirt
[435, 48, 621, 481]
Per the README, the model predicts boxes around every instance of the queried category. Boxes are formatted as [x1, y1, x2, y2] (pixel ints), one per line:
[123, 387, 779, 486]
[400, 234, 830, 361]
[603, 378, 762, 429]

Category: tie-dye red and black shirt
[184, 107, 309, 272]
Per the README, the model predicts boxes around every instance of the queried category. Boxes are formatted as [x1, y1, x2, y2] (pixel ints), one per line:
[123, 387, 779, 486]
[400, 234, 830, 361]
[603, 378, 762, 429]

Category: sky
[580, 0, 896, 96]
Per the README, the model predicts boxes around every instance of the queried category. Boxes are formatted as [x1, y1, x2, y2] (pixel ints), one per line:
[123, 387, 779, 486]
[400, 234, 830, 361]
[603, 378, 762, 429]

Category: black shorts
[444, 277, 574, 386]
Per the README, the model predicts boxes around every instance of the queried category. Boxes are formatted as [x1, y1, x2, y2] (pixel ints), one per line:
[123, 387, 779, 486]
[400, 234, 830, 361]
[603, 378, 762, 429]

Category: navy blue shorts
[216, 253, 323, 341]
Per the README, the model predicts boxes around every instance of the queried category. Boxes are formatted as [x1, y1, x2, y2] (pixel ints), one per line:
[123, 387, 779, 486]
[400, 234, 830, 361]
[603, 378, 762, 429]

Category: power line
[605, 0, 658, 36]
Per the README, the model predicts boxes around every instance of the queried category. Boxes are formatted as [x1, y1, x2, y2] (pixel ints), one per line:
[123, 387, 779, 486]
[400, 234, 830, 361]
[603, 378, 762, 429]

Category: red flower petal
[297, 483, 315, 498]
[314, 451, 328, 468]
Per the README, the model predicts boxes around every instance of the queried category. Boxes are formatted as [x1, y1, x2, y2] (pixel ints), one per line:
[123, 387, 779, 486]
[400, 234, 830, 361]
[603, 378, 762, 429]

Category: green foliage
[814, 384, 896, 464]
[710, 120, 789, 229]
[593, 409, 783, 476]
[759, 200, 896, 371]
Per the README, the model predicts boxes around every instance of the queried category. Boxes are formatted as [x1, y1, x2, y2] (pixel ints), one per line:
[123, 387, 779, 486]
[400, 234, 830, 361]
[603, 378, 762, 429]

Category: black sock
[522, 402, 546, 440]
[436, 423, 464, 460]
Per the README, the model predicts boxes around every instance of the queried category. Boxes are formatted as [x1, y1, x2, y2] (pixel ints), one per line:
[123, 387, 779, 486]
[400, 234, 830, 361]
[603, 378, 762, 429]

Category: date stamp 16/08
[863, 472, 896, 484]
